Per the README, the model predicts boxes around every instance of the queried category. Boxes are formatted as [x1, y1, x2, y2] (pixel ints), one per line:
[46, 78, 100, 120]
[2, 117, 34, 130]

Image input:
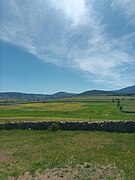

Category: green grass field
[121, 100, 135, 112]
[0, 130, 135, 179]
[0, 98, 135, 179]
[0, 99, 135, 123]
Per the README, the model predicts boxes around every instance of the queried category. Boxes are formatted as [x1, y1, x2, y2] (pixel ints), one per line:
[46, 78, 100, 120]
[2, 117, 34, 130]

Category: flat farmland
[0, 98, 135, 179]
[0, 98, 135, 123]
[121, 100, 135, 112]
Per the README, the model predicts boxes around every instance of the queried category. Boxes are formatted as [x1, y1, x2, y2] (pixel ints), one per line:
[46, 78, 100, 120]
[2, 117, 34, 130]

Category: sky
[0, 0, 135, 94]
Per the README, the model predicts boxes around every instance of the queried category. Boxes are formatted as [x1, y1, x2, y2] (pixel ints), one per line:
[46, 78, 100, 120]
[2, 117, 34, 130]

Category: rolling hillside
[0, 85, 135, 100]
[115, 85, 135, 94]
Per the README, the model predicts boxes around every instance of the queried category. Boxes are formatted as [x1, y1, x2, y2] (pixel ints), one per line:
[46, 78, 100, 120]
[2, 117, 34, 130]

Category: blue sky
[0, 0, 135, 93]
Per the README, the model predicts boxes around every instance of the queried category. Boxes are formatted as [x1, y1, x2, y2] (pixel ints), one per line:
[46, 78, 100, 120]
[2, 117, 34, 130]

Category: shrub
[120, 106, 123, 111]
[47, 122, 60, 132]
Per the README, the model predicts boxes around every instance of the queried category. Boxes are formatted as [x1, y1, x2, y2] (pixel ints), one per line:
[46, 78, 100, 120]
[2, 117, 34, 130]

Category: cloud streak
[111, 0, 135, 26]
[0, 0, 135, 88]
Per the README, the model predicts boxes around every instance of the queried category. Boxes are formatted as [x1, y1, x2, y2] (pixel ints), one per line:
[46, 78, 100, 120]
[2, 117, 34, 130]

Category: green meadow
[0, 98, 135, 123]
[0, 97, 135, 179]
[0, 130, 135, 179]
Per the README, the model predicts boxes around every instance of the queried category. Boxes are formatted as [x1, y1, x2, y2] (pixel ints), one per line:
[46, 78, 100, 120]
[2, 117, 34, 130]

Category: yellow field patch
[0, 102, 85, 111]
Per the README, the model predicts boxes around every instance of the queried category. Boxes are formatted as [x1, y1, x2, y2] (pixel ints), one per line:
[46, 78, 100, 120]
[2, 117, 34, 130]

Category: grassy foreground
[0, 100, 135, 123]
[0, 130, 135, 179]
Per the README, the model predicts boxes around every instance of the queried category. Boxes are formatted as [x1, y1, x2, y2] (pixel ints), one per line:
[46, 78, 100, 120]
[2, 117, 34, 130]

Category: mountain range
[0, 85, 135, 100]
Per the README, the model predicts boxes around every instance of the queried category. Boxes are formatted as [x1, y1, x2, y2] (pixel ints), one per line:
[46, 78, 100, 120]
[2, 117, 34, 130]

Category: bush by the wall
[47, 122, 60, 132]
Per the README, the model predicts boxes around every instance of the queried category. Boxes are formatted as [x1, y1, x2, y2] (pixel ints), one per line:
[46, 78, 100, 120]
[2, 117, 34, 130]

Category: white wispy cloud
[50, 0, 87, 25]
[111, 0, 135, 26]
[0, 0, 135, 88]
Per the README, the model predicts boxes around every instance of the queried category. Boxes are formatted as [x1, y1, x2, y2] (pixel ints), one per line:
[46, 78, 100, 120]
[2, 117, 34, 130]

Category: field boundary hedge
[0, 121, 135, 133]
[122, 110, 135, 113]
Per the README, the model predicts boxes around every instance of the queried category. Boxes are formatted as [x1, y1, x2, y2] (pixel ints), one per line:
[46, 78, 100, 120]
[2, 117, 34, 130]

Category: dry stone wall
[0, 121, 135, 133]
